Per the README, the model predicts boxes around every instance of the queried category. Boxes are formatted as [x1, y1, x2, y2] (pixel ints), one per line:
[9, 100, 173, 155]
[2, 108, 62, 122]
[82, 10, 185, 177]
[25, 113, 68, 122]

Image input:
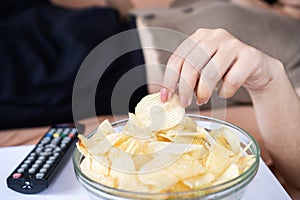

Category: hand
[161, 28, 282, 107]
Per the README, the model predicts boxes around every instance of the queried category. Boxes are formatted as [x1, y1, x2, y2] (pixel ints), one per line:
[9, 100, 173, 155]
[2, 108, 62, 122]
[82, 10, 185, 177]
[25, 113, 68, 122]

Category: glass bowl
[73, 114, 260, 200]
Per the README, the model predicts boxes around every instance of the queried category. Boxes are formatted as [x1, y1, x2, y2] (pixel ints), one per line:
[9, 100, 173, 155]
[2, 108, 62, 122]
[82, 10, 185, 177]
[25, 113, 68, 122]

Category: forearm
[249, 63, 300, 189]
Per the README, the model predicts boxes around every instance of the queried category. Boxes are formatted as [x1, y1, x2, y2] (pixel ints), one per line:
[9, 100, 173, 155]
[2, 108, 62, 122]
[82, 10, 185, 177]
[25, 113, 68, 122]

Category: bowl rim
[73, 114, 260, 197]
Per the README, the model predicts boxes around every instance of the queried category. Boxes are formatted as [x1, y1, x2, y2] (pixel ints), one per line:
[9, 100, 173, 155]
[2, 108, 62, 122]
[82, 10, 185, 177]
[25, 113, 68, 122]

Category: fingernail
[160, 88, 169, 102]
[180, 96, 188, 107]
[218, 90, 225, 99]
[197, 98, 209, 106]
[197, 100, 203, 106]
[167, 91, 173, 101]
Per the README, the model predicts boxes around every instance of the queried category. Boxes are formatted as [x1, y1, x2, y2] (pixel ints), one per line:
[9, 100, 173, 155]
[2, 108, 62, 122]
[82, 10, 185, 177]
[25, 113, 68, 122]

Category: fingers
[161, 28, 265, 107]
[218, 58, 253, 98]
[218, 47, 265, 98]
[161, 29, 210, 104]
[178, 41, 217, 107]
[196, 45, 238, 105]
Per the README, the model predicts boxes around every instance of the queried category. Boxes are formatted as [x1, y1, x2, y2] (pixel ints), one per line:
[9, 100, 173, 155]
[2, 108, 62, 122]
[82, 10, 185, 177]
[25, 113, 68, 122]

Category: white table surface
[0, 145, 291, 200]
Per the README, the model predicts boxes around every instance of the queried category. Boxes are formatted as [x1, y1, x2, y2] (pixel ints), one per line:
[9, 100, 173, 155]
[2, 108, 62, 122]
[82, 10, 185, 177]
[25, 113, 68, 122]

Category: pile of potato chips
[77, 93, 255, 195]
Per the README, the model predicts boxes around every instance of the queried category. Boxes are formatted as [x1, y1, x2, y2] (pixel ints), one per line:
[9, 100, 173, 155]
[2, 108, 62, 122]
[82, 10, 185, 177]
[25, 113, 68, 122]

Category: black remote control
[6, 123, 84, 194]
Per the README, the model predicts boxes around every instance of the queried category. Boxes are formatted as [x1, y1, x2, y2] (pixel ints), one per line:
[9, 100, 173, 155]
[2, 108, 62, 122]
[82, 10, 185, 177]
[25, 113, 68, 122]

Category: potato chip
[170, 154, 205, 180]
[189, 146, 209, 160]
[109, 147, 136, 173]
[76, 134, 90, 157]
[147, 141, 202, 155]
[77, 119, 116, 156]
[135, 93, 185, 131]
[182, 172, 216, 189]
[214, 163, 239, 185]
[138, 163, 179, 191]
[205, 143, 234, 177]
[237, 155, 255, 173]
[137, 151, 204, 190]
[96, 119, 115, 137]
[80, 157, 115, 187]
[157, 133, 174, 142]
[112, 169, 152, 192]
[132, 154, 153, 171]
[123, 113, 153, 139]
[88, 154, 110, 176]
[173, 132, 207, 146]
[179, 116, 197, 132]
[210, 127, 240, 154]
[139, 153, 179, 173]
[165, 181, 191, 193]
[90, 132, 130, 155]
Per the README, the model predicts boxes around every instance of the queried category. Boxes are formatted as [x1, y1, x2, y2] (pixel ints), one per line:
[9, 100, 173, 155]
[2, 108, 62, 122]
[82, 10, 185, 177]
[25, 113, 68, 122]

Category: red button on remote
[12, 173, 22, 179]
[68, 133, 75, 138]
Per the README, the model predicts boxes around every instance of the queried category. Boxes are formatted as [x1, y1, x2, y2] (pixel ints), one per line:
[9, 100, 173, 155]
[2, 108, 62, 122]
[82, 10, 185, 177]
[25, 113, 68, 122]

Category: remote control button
[12, 173, 22, 179]
[51, 138, 61, 145]
[21, 164, 28, 168]
[68, 133, 75, 138]
[35, 160, 43, 164]
[46, 133, 52, 138]
[40, 168, 47, 173]
[61, 133, 68, 138]
[62, 132, 69, 136]
[53, 152, 60, 157]
[28, 168, 36, 173]
[36, 173, 45, 179]
[27, 156, 35, 161]
[41, 138, 51, 144]
[17, 168, 25, 173]
[30, 152, 36, 157]
[43, 164, 51, 168]
[46, 144, 57, 148]
[22, 181, 32, 189]
[57, 128, 63, 133]
[41, 140, 50, 144]
[48, 129, 56, 134]
[38, 156, 46, 160]
[35, 147, 43, 153]
[24, 160, 31, 164]
[62, 137, 71, 143]
[49, 156, 56, 161]
[40, 152, 52, 156]
[45, 148, 53, 152]
[60, 143, 66, 149]
[53, 133, 60, 138]
[52, 137, 61, 141]
[71, 128, 77, 134]
[63, 128, 70, 133]
[32, 164, 39, 168]
[46, 160, 54, 164]
[54, 147, 61, 152]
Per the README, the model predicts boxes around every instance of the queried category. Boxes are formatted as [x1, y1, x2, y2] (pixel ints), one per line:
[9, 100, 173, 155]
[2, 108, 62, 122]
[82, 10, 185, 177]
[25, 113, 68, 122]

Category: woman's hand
[160, 28, 283, 107]
[161, 28, 300, 191]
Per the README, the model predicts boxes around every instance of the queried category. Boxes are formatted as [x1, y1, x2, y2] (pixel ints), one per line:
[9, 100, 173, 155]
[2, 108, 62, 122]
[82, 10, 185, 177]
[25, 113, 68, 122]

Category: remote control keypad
[7, 123, 84, 194]
[11, 127, 77, 180]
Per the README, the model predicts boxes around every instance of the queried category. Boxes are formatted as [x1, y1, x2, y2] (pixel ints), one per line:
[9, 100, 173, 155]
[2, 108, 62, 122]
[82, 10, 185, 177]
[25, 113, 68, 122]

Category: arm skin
[160, 28, 300, 189]
[249, 67, 300, 189]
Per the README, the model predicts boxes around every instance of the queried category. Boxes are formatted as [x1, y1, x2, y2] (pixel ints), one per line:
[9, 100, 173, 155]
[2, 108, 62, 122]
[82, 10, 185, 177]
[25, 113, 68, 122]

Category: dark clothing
[0, 0, 147, 129]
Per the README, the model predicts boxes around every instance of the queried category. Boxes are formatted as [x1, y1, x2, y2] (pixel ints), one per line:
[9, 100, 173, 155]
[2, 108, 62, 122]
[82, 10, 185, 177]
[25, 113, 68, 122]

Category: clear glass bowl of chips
[73, 114, 260, 200]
